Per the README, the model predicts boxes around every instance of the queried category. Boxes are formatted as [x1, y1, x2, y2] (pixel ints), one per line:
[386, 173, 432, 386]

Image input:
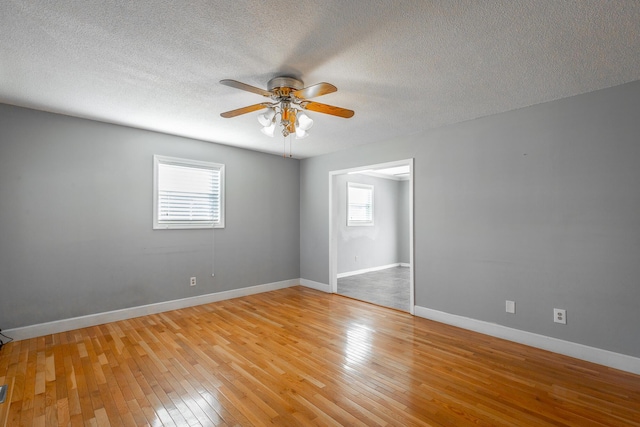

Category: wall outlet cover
[554, 308, 567, 324]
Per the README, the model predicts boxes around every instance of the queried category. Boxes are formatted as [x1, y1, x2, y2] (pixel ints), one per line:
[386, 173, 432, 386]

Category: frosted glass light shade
[297, 111, 313, 130]
[257, 108, 276, 127]
[261, 122, 276, 137]
[295, 128, 309, 139]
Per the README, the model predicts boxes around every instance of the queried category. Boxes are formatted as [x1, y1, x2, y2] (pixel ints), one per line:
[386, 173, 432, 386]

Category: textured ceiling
[1, 1, 640, 158]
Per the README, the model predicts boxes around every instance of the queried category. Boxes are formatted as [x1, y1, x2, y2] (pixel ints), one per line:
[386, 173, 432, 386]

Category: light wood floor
[1, 286, 639, 426]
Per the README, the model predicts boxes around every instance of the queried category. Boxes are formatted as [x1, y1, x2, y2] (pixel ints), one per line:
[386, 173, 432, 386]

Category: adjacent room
[1, 1, 640, 425]
[334, 163, 412, 312]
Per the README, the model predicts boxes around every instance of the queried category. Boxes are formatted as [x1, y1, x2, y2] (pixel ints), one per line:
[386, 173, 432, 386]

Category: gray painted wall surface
[397, 180, 410, 264]
[336, 174, 399, 274]
[300, 80, 640, 357]
[0, 104, 300, 329]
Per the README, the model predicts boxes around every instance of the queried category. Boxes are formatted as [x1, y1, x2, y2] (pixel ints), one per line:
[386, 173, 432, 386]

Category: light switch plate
[506, 300, 516, 314]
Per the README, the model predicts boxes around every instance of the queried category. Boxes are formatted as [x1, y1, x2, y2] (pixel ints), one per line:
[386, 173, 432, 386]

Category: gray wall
[300, 80, 640, 358]
[336, 173, 400, 274]
[0, 104, 300, 329]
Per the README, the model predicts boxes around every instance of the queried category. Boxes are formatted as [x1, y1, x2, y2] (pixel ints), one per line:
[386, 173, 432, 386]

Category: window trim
[153, 155, 225, 229]
[347, 182, 374, 227]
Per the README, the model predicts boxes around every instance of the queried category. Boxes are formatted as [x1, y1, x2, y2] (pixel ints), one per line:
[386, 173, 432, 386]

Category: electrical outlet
[554, 308, 566, 324]
[505, 300, 515, 314]
[190, 277, 196, 287]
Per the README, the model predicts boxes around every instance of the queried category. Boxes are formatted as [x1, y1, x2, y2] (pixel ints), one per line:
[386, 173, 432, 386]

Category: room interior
[1, 1, 640, 425]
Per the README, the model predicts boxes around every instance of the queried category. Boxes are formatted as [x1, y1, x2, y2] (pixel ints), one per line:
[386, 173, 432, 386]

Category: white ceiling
[353, 166, 411, 181]
[1, 1, 639, 159]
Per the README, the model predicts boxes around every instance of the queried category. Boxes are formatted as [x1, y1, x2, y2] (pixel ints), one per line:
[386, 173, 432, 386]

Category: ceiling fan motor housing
[267, 76, 304, 96]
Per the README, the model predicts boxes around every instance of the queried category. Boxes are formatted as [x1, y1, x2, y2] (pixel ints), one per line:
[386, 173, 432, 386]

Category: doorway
[329, 159, 414, 314]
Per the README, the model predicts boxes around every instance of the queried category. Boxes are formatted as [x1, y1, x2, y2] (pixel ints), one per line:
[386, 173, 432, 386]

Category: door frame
[328, 158, 415, 314]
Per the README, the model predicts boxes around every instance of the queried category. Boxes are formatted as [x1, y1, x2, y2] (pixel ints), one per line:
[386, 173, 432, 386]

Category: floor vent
[0, 384, 7, 404]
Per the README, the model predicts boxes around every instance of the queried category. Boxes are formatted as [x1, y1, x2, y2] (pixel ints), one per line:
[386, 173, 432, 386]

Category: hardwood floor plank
[1, 286, 639, 426]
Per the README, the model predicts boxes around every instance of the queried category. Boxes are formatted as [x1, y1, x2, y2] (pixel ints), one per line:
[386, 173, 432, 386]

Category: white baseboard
[299, 278, 331, 293]
[5, 279, 299, 341]
[399, 263, 410, 268]
[337, 263, 401, 279]
[414, 306, 640, 375]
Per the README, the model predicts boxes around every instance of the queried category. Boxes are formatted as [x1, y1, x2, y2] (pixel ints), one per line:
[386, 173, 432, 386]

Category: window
[153, 155, 225, 229]
[347, 182, 374, 226]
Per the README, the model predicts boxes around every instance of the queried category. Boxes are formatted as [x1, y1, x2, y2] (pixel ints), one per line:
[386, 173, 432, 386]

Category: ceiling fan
[220, 76, 354, 139]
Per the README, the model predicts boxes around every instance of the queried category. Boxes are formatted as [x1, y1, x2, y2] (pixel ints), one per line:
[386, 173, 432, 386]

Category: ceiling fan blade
[220, 79, 272, 97]
[220, 103, 270, 118]
[302, 101, 354, 118]
[292, 82, 337, 99]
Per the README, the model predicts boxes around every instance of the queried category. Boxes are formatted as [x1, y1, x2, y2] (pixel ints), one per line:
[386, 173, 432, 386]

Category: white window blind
[153, 155, 225, 229]
[347, 182, 374, 226]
